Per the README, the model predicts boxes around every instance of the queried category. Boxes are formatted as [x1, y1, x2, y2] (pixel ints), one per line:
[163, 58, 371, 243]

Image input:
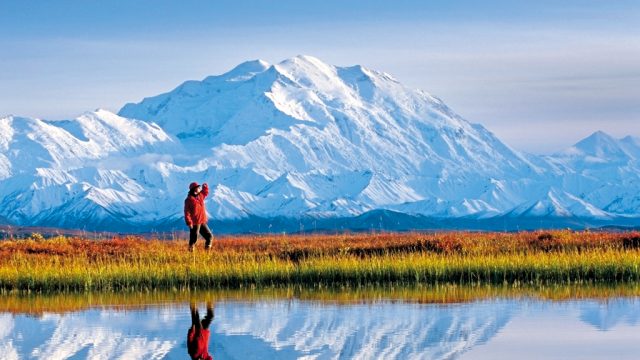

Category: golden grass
[1, 230, 639, 292]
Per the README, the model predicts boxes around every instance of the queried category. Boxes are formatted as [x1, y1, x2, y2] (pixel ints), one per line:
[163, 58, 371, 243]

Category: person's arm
[201, 183, 209, 198]
[184, 199, 194, 228]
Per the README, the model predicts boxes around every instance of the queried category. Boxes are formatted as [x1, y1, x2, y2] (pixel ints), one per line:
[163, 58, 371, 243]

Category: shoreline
[2, 283, 640, 315]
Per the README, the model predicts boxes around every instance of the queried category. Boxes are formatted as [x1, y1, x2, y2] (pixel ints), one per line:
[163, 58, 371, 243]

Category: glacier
[1, 55, 639, 232]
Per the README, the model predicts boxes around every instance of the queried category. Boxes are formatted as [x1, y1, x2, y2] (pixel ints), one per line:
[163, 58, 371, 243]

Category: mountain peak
[274, 55, 337, 79]
[556, 130, 635, 161]
[621, 135, 640, 146]
[284, 54, 327, 65]
[277, 56, 396, 83]
[116, 56, 527, 165]
[571, 131, 618, 152]
[93, 108, 115, 115]
[586, 130, 614, 141]
[214, 59, 271, 81]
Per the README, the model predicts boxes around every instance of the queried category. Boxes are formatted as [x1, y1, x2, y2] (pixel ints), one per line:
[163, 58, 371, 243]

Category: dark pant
[189, 223, 213, 247]
[191, 303, 214, 330]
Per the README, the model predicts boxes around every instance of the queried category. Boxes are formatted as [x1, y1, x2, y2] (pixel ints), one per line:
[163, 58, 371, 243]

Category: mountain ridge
[1, 55, 639, 231]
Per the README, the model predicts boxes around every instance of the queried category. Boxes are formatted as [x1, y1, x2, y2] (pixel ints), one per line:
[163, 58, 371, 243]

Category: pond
[1, 286, 639, 359]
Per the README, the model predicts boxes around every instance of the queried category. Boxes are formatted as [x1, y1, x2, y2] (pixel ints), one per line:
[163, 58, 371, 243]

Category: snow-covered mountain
[1, 55, 639, 231]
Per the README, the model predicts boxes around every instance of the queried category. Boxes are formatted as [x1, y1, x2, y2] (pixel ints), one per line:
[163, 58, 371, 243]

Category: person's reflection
[188, 301, 214, 360]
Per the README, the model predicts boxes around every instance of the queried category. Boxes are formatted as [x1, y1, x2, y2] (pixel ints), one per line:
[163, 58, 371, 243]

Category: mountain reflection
[0, 299, 513, 360]
[579, 298, 640, 331]
[3, 286, 640, 360]
[213, 301, 512, 359]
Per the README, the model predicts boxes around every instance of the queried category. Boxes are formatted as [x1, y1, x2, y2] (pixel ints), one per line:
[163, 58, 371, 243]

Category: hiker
[184, 182, 213, 251]
[188, 301, 214, 360]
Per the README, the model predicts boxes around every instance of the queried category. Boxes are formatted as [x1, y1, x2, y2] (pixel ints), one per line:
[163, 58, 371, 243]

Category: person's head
[189, 182, 201, 195]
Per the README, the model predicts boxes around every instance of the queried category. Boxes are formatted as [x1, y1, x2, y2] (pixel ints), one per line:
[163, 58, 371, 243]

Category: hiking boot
[205, 243, 212, 251]
[188, 245, 195, 252]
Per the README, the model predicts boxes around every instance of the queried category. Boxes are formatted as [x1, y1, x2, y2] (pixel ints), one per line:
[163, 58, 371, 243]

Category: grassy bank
[1, 231, 640, 292]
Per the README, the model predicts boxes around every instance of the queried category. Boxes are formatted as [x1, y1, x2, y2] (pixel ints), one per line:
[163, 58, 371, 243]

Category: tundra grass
[1, 231, 639, 292]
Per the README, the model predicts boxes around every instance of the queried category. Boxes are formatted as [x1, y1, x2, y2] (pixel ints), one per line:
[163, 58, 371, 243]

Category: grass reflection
[2, 283, 640, 316]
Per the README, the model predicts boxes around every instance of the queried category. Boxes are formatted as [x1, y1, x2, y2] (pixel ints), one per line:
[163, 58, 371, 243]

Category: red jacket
[187, 327, 212, 360]
[184, 183, 209, 227]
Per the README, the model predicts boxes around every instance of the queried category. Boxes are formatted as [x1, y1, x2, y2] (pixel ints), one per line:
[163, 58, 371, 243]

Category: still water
[1, 288, 639, 359]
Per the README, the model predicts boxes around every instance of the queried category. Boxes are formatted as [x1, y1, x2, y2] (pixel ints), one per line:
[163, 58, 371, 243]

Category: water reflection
[188, 301, 214, 360]
[1, 286, 639, 359]
[213, 300, 511, 359]
[20, 308, 176, 359]
[579, 298, 640, 331]
[0, 314, 18, 360]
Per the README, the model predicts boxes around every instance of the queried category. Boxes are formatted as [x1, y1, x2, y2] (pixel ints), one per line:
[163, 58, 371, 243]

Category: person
[188, 301, 214, 360]
[184, 182, 214, 251]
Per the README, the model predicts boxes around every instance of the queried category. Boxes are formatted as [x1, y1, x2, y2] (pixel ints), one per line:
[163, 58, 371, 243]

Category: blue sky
[1, 0, 638, 153]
